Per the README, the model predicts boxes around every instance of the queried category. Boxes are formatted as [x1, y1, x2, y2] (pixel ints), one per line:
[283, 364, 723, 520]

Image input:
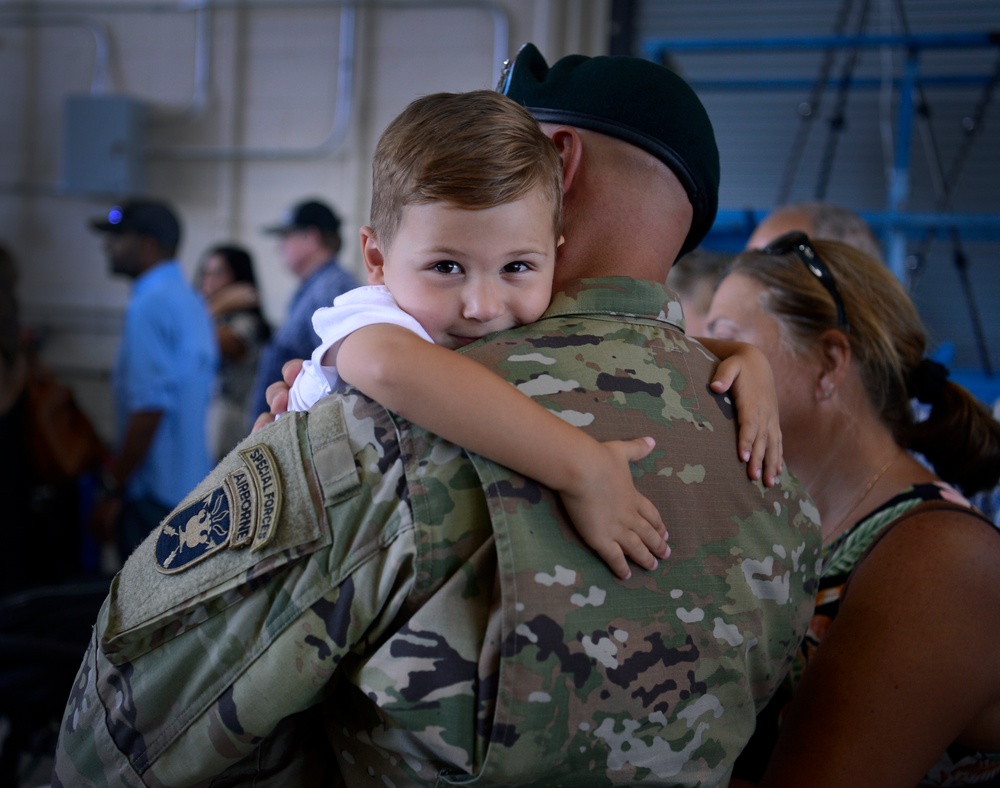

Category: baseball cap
[89, 199, 181, 251]
[264, 199, 341, 236]
[498, 42, 720, 257]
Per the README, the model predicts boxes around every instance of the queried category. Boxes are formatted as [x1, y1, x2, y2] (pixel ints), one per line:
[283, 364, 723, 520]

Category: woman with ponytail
[707, 232, 1000, 787]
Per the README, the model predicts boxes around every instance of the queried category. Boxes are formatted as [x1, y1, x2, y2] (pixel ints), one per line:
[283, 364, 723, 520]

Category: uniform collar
[544, 277, 686, 332]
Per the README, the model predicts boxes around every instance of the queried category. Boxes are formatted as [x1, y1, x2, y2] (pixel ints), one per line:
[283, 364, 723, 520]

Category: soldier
[53, 44, 821, 786]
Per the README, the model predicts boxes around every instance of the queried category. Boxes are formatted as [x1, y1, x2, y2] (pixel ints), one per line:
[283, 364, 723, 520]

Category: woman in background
[707, 232, 1000, 787]
[1, 243, 94, 590]
[197, 244, 271, 460]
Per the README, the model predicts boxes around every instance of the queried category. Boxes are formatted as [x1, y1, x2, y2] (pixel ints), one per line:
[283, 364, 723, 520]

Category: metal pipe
[0, 12, 113, 93]
[145, 1, 511, 161]
[144, 0, 213, 123]
[145, 4, 356, 161]
[885, 48, 919, 282]
[645, 31, 1000, 56]
[678, 74, 1000, 92]
[773, 0, 857, 205]
[713, 208, 1000, 239]
[11, 0, 511, 161]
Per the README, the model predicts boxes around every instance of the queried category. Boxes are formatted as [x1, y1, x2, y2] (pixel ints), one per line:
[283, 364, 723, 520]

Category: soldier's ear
[545, 125, 584, 197]
[360, 227, 386, 285]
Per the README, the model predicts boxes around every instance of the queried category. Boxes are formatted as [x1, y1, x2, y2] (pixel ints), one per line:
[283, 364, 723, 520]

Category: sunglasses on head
[762, 231, 851, 334]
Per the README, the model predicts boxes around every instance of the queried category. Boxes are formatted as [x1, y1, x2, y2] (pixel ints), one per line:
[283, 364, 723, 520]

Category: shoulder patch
[155, 444, 284, 574]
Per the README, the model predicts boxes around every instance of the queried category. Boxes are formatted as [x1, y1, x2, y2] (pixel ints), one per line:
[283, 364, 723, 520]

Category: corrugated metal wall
[633, 0, 1000, 386]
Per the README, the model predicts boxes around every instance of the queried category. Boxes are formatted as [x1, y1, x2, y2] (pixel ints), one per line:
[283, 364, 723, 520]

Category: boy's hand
[252, 358, 305, 432]
[560, 437, 669, 580]
[710, 343, 783, 487]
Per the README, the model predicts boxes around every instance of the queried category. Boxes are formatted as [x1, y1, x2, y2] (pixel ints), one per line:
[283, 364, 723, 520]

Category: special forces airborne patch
[155, 445, 283, 574]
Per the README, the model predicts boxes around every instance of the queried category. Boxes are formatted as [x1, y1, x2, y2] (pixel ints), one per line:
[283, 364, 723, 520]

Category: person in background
[0, 249, 110, 788]
[666, 247, 732, 337]
[0, 242, 42, 593]
[0, 244, 28, 493]
[745, 200, 883, 260]
[246, 198, 357, 422]
[1, 242, 107, 591]
[0, 245, 23, 411]
[88, 200, 218, 562]
[707, 233, 1000, 787]
[54, 45, 819, 786]
[197, 244, 271, 461]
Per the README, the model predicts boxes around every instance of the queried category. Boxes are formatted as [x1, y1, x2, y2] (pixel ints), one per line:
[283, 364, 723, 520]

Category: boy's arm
[696, 336, 783, 488]
[337, 323, 669, 579]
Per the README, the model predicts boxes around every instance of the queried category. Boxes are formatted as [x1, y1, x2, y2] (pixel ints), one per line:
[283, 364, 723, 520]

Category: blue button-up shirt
[114, 260, 218, 507]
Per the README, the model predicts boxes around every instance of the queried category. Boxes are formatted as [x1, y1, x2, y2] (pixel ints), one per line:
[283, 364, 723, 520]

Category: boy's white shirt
[288, 284, 434, 412]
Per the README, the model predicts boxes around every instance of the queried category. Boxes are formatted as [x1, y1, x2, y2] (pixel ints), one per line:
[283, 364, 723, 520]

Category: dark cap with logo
[89, 199, 181, 252]
[499, 42, 719, 257]
[264, 199, 342, 236]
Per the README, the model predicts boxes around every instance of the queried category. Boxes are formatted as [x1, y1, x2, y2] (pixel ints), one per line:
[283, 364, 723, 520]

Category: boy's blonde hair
[369, 90, 563, 249]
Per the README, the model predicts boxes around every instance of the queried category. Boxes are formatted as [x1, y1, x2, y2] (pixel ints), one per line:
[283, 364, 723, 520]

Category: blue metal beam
[644, 32, 1000, 57]
[712, 208, 1000, 242]
[683, 75, 996, 92]
[646, 31, 1000, 282]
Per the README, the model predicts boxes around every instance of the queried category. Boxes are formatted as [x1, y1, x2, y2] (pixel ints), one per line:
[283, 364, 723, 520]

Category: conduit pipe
[8, 0, 511, 162]
[148, 3, 356, 161]
[0, 11, 113, 94]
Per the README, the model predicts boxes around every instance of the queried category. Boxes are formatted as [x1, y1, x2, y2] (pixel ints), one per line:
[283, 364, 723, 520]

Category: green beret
[499, 42, 720, 257]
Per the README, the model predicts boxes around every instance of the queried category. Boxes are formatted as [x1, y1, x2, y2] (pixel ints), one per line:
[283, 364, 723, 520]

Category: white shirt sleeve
[287, 285, 434, 412]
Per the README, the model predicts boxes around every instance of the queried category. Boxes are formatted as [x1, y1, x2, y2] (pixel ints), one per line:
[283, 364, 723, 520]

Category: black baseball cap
[89, 199, 182, 251]
[499, 43, 720, 258]
[264, 199, 341, 236]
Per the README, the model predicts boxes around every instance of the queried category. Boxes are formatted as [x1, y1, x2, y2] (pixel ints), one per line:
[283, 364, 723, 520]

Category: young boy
[287, 90, 779, 579]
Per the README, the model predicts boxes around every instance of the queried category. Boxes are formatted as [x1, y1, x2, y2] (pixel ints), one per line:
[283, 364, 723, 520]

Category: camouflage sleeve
[53, 395, 418, 785]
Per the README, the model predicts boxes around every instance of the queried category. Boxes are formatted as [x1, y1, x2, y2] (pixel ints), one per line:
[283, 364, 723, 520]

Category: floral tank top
[734, 481, 1000, 785]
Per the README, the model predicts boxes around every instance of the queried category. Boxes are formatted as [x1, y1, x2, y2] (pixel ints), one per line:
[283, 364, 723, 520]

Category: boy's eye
[502, 261, 532, 274]
[432, 261, 462, 274]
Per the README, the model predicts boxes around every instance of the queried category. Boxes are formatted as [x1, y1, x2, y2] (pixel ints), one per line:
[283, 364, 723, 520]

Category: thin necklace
[824, 450, 902, 545]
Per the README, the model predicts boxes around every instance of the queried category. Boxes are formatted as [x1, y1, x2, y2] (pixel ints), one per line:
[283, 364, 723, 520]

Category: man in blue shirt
[247, 198, 357, 421]
[90, 199, 218, 559]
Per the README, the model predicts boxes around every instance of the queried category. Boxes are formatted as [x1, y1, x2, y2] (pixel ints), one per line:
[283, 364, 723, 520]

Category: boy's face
[362, 190, 558, 350]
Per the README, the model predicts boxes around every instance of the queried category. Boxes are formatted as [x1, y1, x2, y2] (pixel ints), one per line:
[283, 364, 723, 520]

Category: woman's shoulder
[827, 482, 986, 568]
[846, 482, 1000, 604]
[860, 481, 996, 554]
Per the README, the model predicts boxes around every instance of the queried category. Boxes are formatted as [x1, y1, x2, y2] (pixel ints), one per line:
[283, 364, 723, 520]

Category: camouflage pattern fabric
[53, 277, 821, 787]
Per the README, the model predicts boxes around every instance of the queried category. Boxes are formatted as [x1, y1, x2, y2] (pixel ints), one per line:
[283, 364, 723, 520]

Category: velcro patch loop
[308, 396, 362, 506]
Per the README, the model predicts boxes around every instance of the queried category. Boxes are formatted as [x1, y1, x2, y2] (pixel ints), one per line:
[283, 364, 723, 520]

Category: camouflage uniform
[54, 277, 821, 787]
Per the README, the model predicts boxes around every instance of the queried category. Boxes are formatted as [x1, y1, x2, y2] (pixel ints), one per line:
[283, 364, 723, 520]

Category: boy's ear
[360, 226, 386, 285]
